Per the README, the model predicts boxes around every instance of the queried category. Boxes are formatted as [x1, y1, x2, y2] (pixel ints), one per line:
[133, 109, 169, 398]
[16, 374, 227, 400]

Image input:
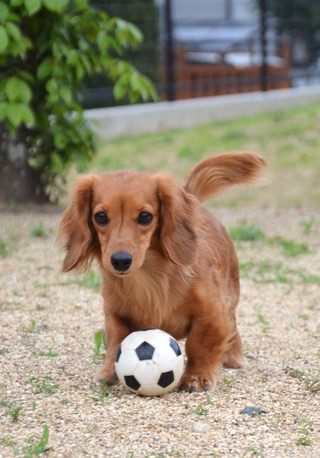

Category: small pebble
[240, 406, 267, 416]
[192, 421, 211, 433]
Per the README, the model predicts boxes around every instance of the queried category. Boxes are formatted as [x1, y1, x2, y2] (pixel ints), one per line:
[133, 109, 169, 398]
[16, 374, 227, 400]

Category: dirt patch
[0, 207, 319, 457]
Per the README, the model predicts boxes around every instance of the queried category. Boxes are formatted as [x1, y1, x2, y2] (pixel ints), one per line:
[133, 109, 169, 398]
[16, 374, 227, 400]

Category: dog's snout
[111, 251, 133, 272]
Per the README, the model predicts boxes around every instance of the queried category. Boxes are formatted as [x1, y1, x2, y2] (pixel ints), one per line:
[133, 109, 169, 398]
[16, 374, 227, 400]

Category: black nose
[111, 251, 132, 272]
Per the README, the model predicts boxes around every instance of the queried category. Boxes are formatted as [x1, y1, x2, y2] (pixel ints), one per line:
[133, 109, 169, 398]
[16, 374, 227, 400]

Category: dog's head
[59, 171, 199, 276]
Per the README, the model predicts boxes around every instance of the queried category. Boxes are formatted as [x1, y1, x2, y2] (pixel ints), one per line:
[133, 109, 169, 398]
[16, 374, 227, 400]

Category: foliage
[267, 0, 320, 65]
[85, 0, 159, 107]
[229, 222, 265, 242]
[0, 0, 157, 200]
[23, 425, 50, 456]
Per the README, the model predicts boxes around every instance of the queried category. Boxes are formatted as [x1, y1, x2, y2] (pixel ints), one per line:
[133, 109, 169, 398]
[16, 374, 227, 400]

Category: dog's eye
[94, 211, 109, 225]
[137, 211, 153, 225]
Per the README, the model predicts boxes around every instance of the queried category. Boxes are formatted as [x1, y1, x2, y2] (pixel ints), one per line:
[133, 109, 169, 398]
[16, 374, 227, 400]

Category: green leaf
[0, 25, 8, 53]
[5, 77, 20, 102]
[0, 102, 6, 120]
[113, 77, 129, 100]
[130, 71, 142, 93]
[19, 81, 32, 103]
[17, 70, 34, 84]
[6, 103, 23, 128]
[50, 152, 65, 173]
[6, 22, 22, 42]
[60, 86, 72, 105]
[113, 18, 142, 48]
[53, 132, 67, 149]
[0, 2, 9, 21]
[5, 77, 32, 103]
[20, 104, 35, 126]
[10, 0, 24, 6]
[42, 0, 68, 13]
[46, 78, 58, 94]
[24, 0, 41, 15]
[37, 57, 53, 80]
[66, 49, 79, 66]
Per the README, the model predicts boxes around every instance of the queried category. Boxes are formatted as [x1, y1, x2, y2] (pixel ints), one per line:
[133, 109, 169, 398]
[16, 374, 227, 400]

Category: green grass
[287, 368, 320, 393]
[23, 319, 47, 335]
[92, 330, 106, 363]
[240, 260, 320, 285]
[270, 238, 311, 257]
[35, 348, 59, 358]
[27, 376, 59, 395]
[79, 270, 101, 291]
[30, 222, 48, 238]
[0, 234, 18, 258]
[22, 425, 50, 456]
[92, 102, 320, 207]
[0, 238, 9, 257]
[0, 422, 49, 457]
[300, 217, 316, 235]
[229, 222, 265, 242]
[193, 404, 208, 415]
[295, 419, 313, 447]
[1, 401, 22, 422]
[254, 304, 270, 333]
[242, 447, 264, 457]
[90, 383, 115, 402]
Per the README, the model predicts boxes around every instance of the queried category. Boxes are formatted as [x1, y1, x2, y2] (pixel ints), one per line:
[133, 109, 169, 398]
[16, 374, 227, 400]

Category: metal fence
[84, 0, 320, 108]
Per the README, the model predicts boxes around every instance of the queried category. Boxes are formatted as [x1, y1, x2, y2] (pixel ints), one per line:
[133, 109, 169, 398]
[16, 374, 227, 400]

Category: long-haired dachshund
[59, 152, 266, 392]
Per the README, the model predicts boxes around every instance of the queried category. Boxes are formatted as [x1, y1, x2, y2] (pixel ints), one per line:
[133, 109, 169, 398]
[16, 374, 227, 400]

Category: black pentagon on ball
[115, 346, 122, 362]
[169, 337, 181, 356]
[135, 341, 155, 360]
[158, 370, 174, 388]
[124, 375, 141, 391]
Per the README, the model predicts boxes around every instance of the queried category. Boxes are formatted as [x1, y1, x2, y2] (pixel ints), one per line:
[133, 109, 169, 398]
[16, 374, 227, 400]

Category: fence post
[164, 0, 175, 101]
[259, 0, 268, 91]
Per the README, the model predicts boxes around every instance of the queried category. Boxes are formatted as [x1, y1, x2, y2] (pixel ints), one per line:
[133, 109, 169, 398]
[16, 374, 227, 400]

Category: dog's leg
[223, 327, 244, 369]
[179, 311, 233, 392]
[97, 314, 130, 385]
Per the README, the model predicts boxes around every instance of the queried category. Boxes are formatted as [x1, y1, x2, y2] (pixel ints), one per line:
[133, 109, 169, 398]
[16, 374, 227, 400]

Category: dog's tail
[184, 152, 266, 203]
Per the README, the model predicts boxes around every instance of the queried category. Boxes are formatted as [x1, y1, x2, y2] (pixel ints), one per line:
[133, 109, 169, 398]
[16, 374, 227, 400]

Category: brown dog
[59, 152, 266, 391]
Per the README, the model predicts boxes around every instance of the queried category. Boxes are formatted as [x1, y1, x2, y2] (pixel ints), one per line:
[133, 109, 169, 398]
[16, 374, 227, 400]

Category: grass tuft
[80, 270, 101, 291]
[1, 401, 22, 422]
[92, 330, 106, 363]
[30, 222, 48, 238]
[23, 425, 50, 456]
[0, 238, 9, 257]
[271, 237, 311, 257]
[229, 223, 265, 242]
[240, 260, 320, 285]
[28, 376, 59, 395]
[193, 404, 209, 415]
[300, 217, 316, 235]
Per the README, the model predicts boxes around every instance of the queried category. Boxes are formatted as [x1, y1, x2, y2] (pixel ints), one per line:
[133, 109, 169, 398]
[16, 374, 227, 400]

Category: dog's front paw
[178, 372, 217, 392]
[96, 367, 119, 386]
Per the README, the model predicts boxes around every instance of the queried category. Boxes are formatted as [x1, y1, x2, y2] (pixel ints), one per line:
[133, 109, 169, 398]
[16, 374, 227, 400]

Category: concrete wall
[86, 85, 320, 141]
[155, 0, 257, 23]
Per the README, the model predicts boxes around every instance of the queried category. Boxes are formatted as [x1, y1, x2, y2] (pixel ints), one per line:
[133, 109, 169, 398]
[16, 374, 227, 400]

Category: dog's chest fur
[103, 255, 193, 338]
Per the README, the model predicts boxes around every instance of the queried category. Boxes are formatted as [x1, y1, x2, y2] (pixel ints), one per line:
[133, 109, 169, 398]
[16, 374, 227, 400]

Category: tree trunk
[0, 123, 47, 204]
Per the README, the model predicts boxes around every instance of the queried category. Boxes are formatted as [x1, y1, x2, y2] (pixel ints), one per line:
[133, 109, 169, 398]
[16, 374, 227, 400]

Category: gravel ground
[0, 206, 319, 458]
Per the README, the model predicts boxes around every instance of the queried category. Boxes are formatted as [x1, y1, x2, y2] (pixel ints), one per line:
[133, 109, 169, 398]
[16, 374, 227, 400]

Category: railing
[84, 0, 320, 107]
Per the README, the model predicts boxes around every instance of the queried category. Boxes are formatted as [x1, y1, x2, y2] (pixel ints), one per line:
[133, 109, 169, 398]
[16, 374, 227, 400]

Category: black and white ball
[115, 329, 184, 396]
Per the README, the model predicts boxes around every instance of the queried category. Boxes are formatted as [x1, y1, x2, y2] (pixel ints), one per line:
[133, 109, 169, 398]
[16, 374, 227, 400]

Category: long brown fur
[59, 152, 266, 391]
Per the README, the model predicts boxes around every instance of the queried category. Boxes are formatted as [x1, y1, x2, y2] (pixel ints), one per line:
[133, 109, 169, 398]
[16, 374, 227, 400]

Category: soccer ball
[115, 329, 184, 396]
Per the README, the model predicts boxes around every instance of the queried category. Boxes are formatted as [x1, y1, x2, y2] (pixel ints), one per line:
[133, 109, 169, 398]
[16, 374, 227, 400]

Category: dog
[59, 152, 266, 392]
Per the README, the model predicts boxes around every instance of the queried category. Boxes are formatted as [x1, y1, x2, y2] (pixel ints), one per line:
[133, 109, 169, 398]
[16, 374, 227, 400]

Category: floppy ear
[157, 175, 199, 266]
[59, 174, 99, 272]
